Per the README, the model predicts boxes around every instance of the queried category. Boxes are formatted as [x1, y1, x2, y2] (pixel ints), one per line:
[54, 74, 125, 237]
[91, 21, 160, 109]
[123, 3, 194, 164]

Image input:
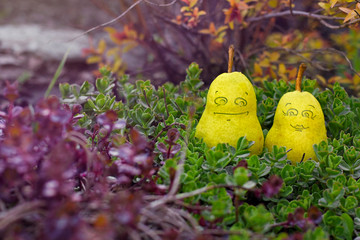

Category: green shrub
[60, 62, 360, 238]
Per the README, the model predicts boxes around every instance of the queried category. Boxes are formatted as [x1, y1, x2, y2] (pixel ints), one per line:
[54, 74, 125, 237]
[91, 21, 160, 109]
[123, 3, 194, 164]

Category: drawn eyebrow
[245, 92, 248, 95]
[308, 105, 315, 108]
[215, 91, 219, 94]
[285, 103, 291, 106]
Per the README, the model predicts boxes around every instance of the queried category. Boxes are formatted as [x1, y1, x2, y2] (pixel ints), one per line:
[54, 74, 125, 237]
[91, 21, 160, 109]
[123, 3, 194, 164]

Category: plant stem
[228, 45, 235, 73]
[45, 49, 69, 98]
[296, 63, 307, 92]
[0, 201, 44, 230]
[163, 87, 169, 118]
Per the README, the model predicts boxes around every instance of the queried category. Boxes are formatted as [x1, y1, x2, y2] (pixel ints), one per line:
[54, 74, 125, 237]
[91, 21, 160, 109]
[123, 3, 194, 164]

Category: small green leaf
[234, 167, 249, 186]
[344, 196, 358, 210]
[341, 213, 354, 240]
[87, 99, 96, 109]
[80, 81, 92, 95]
[59, 83, 70, 98]
[96, 77, 109, 94]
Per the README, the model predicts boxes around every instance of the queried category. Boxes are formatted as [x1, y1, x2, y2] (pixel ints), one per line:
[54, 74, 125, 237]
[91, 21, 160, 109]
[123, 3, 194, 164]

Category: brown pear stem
[228, 45, 234, 73]
[295, 63, 307, 91]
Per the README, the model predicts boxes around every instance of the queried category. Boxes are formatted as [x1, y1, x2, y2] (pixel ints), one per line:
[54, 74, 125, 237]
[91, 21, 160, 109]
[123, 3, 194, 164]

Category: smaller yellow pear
[195, 46, 264, 154]
[265, 64, 327, 163]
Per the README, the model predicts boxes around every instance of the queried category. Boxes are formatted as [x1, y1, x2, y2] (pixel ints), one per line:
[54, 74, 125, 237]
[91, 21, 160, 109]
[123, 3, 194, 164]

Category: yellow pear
[195, 46, 264, 154]
[265, 64, 327, 163]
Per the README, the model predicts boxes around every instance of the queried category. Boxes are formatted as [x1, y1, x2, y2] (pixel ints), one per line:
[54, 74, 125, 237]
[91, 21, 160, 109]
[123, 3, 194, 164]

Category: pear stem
[228, 45, 234, 73]
[295, 63, 307, 91]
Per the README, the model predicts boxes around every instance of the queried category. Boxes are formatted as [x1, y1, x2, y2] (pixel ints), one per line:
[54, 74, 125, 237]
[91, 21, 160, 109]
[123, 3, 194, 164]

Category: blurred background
[0, 0, 359, 103]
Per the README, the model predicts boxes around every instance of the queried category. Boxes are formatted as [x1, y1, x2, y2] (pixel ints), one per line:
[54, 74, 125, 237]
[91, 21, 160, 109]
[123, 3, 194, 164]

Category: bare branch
[312, 48, 360, 78]
[248, 10, 360, 29]
[137, 223, 162, 240]
[144, 0, 177, 7]
[248, 47, 360, 78]
[69, 0, 144, 41]
[147, 184, 243, 209]
[0, 201, 44, 230]
[69, 0, 177, 42]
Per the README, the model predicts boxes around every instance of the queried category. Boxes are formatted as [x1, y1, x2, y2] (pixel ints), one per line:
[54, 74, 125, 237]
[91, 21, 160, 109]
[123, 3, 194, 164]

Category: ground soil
[0, 0, 122, 103]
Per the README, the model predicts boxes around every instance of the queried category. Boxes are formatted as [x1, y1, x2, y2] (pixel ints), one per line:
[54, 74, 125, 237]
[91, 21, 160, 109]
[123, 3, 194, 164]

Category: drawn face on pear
[280, 102, 319, 132]
[207, 89, 251, 117]
[205, 73, 256, 120]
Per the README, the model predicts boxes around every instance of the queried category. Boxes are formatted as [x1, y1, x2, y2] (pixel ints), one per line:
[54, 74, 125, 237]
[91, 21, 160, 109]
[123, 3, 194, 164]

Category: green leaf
[247, 155, 260, 171]
[280, 185, 293, 197]
[96, 77, 109, 94]
[303, 227, 329, 240]
[323, 211, 338, 224]
[80, 81, 92, 95]
[71, 84, 80, 98]
[216, 155, 232, 169]
[59, 83, 70, 98]
[95, 94, 106, 107]
[344, 196, 358, 210]
[341, 213, 354, 240]
[87, 99, 96, 110]
[234, 167, 249, 186]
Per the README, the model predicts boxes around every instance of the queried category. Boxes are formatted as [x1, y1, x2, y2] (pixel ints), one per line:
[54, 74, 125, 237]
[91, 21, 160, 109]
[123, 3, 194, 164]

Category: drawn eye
[214, 97, 228, 105]
[234, 97, 247, 107]
[284, 108, 298, 116]
[302, 110, 316, 119]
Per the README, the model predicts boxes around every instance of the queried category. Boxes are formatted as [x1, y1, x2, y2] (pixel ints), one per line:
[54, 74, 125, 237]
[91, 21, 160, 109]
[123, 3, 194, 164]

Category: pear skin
[195, 72, 264, 155]
[265, 91, 327, 163]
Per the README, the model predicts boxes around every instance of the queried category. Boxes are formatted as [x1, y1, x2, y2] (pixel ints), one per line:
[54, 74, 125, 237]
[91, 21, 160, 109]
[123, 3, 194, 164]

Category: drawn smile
[214, 111, 249, 116]
[290, 124, 309, 132]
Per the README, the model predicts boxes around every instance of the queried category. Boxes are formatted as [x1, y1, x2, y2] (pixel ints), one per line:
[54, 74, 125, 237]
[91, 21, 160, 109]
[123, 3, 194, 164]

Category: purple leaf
[262, 175, 283, 198]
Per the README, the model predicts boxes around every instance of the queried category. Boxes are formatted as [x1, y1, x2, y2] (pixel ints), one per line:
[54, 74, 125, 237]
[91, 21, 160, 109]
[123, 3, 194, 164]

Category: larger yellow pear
[195, 70, 264, 154]
[265, 64, 327, 163]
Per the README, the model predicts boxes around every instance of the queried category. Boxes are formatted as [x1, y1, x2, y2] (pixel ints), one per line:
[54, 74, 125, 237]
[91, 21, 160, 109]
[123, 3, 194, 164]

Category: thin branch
[166, 139, 185, 196]
[148, 184, 242, 209]
[312, 48, 360, 78]
[152, 122, 185, 142]
[170, 208, 200, 231]
[355, 10, 360, 17]
[145, 0, 177, 7]
[137, 223, 162, 240]
[289, 0, 294, 16]
[249, 10, 343, 21]
[0, 201, 44, 230]
[162, 103, 195, 197]
[248, 10, 360, 29]
[248, 47, 360, 78]
[69, 0, 144, 41]
[163, 87, 169, 118]
[174, 200, 211, 211]
[142, 89, 152, 109]
[202, 229, 265, 237]
[69, 0, 177, 41]
[236, 49, 254, 83]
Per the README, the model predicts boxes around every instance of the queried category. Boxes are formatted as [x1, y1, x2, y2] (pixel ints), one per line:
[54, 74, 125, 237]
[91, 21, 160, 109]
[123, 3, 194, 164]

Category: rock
[0, 24, 96, 103]
[0, 24, 89, 61]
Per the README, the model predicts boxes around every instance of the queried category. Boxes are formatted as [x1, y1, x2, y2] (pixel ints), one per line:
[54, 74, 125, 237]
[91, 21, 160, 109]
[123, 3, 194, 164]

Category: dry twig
[0, 201, 44, 230]
[70, 0, 178, 41]
[248, 10, 360, 29]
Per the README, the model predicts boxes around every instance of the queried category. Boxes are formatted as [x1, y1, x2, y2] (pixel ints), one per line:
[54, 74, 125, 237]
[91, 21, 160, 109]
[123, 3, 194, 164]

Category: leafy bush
[84, 0, 360, 94]
[1, 63, 360, 239]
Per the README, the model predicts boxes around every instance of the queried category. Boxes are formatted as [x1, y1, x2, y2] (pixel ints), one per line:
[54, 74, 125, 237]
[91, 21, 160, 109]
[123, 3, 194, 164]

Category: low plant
[1, 63, 360, 239]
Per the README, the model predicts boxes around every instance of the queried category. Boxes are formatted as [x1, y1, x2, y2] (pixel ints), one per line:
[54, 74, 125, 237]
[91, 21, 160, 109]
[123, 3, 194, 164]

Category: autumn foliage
[83, 0, 359, 96]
